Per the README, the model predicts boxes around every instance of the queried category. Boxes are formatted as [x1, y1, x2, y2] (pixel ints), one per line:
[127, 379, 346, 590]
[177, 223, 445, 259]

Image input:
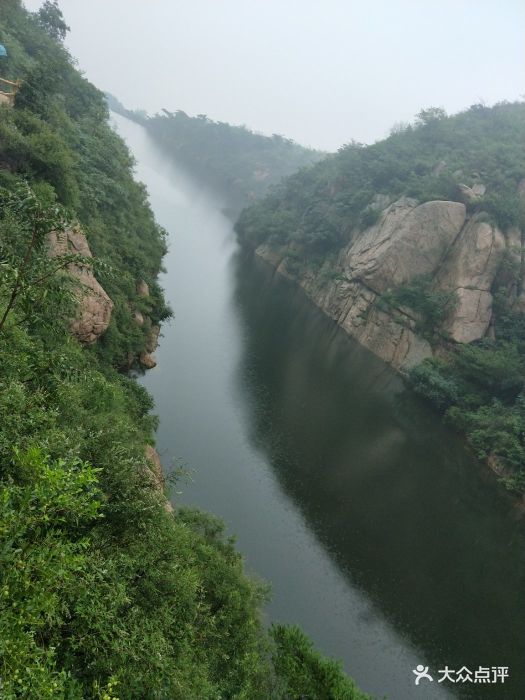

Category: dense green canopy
[236, 102, 525, 253]
[0, 2, 370, 697]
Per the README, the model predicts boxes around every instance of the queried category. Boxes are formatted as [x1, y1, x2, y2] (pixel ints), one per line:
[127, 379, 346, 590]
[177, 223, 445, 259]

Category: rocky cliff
[48, 226, 113, 344]
[47, 227, 162, 369]
[256, 192, 518, 372]
[233, 102, 525, 379]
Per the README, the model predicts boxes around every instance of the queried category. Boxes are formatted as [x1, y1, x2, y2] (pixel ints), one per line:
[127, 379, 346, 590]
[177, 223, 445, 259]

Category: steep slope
[0, 2, 369, 698]
[108, 93, 324, 213]
[236, 102, 525, 491]
[0, 4, 170, 370]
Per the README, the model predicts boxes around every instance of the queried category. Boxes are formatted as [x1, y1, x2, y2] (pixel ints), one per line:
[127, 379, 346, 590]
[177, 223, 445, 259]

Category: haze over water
[24, 0, 525, 150]
[113, 112, 525, 700]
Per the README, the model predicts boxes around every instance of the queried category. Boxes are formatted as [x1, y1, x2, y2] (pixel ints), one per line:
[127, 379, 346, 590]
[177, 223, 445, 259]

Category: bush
[270, 625, 372, 700]
[410, 340, 525, 491]
[359, 206, 381, 229]
[381, 275, 457, 338]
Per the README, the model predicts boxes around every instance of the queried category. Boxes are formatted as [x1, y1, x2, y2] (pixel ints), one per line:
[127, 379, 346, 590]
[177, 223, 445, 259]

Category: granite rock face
[344, 198, 466, 293]
[256, 195, 518, 372]
[48, 227, 113, 344]
[435, 215, 505, 343]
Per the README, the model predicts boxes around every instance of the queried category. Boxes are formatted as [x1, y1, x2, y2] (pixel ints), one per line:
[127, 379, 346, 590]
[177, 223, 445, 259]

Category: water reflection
[112, 111, 525, 700]
[232, 250, 525, 699]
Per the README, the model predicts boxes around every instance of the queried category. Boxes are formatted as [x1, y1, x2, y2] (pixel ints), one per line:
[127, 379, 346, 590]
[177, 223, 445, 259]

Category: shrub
[381, 275, 457, 338]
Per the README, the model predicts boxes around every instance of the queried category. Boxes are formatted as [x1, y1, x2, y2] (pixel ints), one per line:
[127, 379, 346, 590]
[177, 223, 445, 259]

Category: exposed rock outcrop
[256, 196, 518, 372]
[146, 324, 160, 352]
[48, 227, 113, 344]
[133, 310, 145, 326]
[137, 280, 150, 297]
[144, 445, 173, 513]
[344, 198, 466, 293]
[0, 92, 15, 108]
[435, 215, 505, 342]
[458, 183, 486, 203]
[139, 352, 157, 369]
[139, 324, 160, 369]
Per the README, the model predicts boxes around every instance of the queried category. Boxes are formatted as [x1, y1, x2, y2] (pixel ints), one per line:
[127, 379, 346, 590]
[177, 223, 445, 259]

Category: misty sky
[23, 0, 525, 151]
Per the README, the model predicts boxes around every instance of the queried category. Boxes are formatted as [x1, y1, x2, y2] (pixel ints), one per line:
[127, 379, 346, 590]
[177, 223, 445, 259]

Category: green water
[114, 113, 525, 700]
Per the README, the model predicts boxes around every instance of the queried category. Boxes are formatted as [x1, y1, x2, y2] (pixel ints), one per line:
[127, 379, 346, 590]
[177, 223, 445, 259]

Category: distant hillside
[236, 101, 525, 493]
[237, 103, 525, 252]
[107, 93, 324, 212]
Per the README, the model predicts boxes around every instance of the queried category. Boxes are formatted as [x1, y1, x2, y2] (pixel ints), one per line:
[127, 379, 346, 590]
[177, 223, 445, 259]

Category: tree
[0, 183, 90, 333]
[36, 1, 70, 42]
[415, 106, 447, 126]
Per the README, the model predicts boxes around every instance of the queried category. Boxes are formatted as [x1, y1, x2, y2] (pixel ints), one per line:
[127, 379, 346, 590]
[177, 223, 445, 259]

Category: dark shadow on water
[112, 110, 525, 698]
[231, 249, 525, 699]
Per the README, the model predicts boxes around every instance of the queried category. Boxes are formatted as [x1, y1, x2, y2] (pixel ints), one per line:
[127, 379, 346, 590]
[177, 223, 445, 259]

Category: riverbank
[113, 111, 525, 700]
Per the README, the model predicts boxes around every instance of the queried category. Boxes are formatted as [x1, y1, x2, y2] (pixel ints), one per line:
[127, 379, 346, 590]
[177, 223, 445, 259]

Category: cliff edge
[256, 192, 514, 372]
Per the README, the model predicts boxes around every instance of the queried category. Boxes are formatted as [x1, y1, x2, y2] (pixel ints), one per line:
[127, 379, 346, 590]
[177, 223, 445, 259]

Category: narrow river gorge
[113, 113, 525, 700]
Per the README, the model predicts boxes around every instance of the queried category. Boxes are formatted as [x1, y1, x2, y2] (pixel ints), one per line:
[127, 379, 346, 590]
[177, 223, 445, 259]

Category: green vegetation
[410, 298, 525, 492]
[235, 101, 525, 253]
[270, 625, 371, 700]
[0, 0, 170, 369]
[235, 100, 525, 493]
[0, 2, 370, 697]
[379, 275, 457, 339]
[109, 94, 324, 213]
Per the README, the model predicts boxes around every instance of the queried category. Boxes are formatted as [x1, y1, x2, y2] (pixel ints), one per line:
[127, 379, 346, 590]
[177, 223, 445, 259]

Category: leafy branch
[0, 183, 83, 333]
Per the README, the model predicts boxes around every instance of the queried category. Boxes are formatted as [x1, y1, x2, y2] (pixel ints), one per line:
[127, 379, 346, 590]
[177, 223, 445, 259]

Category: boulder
[137, 280, 150, 297]
[138, 323, 160, 368]
[48, 227, 113, 344]
[435, 215, 505, 342]
[457, 181, 485, 202]
[139, 351, 157, 369]
[0, 92, 15, 108]
[256, 196, 517, 371]
[133, 310, 144, 326]
[458, 183, 485, 203]
[472, 183, 486, 197]
[344, 198, 466, 294]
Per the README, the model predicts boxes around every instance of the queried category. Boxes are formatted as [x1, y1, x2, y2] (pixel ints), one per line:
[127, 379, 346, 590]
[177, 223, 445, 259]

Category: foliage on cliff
[235, 101, 525, 253]
[0, 2, 369, 698]
[0, 0, 170, 369]
[410, 299, 525, 492]
[235, 101, 525, 492]
[270, 625, 371, 700]
[108, 93, 324, 213]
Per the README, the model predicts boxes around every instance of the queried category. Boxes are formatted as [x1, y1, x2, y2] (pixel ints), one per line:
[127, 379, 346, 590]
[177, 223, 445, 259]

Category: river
[112, 112, 525, 700]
